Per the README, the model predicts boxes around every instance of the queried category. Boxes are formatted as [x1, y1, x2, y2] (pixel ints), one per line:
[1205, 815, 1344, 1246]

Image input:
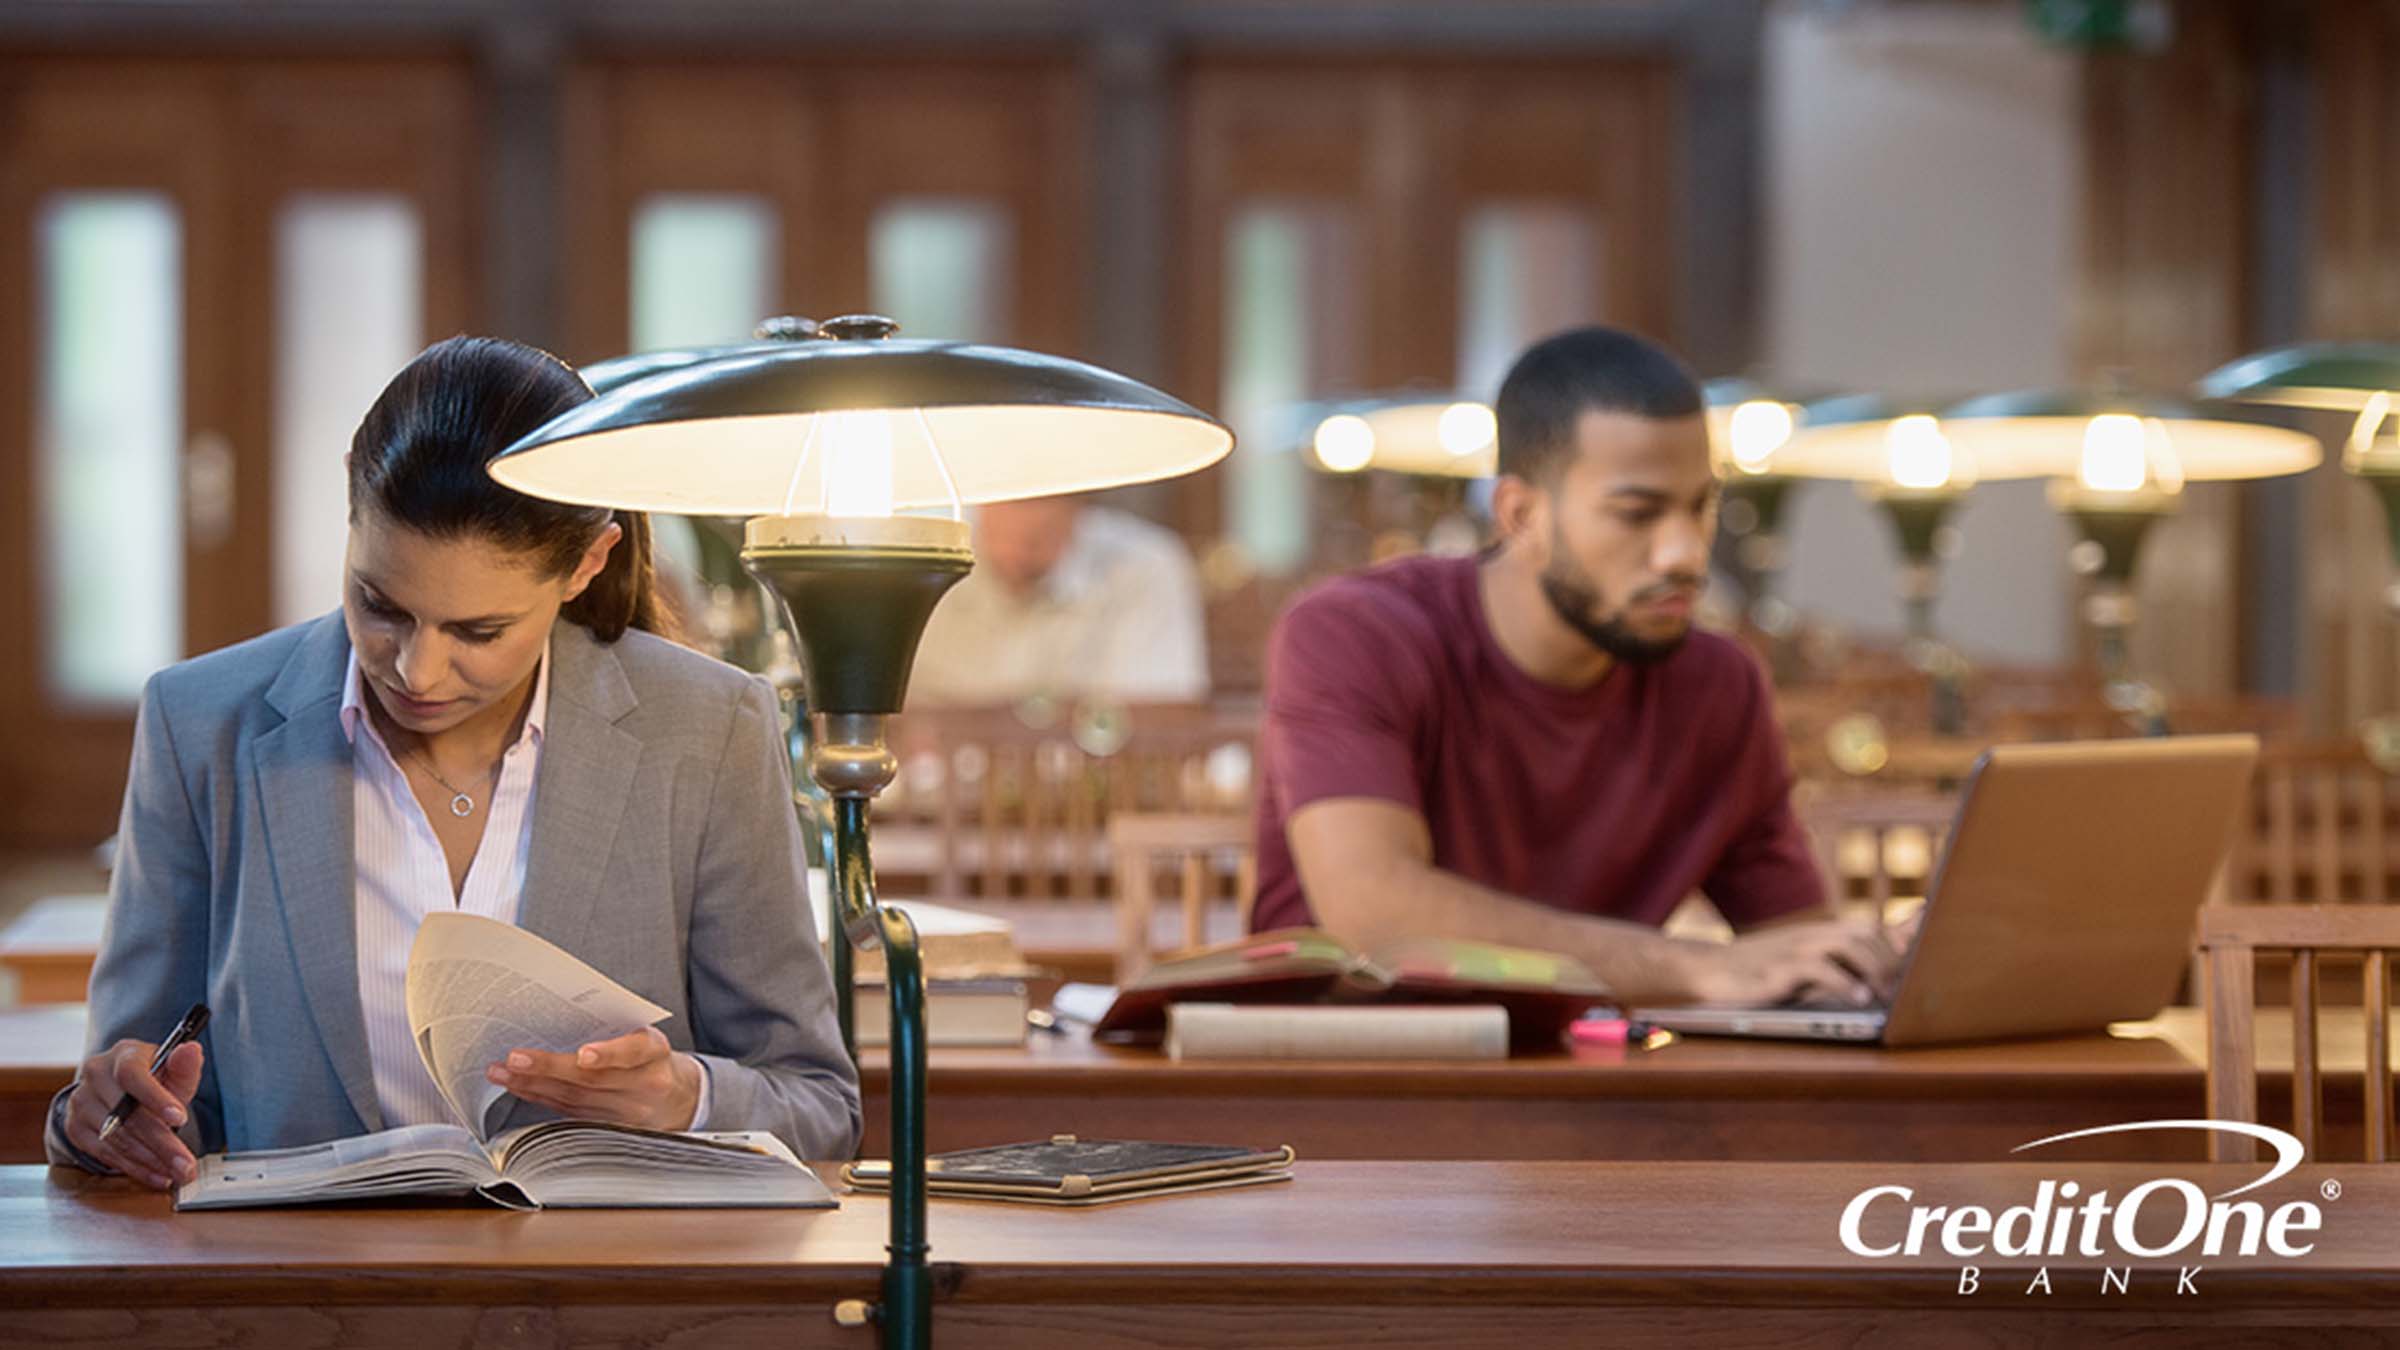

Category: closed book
[1165, 1002, 1510, 1061]
[854, 977, 1028, 1047]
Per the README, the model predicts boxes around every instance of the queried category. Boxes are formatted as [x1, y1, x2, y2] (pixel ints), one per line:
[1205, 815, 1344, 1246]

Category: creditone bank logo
[1836, 1121, 2335, 1296]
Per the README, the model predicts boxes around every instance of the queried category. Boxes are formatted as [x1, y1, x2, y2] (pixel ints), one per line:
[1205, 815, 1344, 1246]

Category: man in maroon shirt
[1252, 327, 1905, 1007]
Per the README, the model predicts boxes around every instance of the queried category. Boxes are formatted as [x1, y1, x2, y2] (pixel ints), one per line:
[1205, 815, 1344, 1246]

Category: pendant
[449, 792, 475, 818]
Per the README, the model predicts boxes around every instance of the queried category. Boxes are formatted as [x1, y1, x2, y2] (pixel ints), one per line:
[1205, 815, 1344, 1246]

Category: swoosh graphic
[2010, 1119, 2305, 1199]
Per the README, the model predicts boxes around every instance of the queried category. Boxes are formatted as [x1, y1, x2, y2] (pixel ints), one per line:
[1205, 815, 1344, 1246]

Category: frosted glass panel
[38, 193, 182, 706]
[1220, 203, 1361, 576]
[871, 198, 1012, 344]
[1456, 204, 1601, 403]
[275, 195, 424, 625]
[629, 194, 779, 351]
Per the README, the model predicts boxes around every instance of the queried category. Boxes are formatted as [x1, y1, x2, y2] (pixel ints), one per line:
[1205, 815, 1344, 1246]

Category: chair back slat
[2203, 939, 2260, 1163]
[2368, 949, 2392, 1163]
[2292, 948, 2321, 1156]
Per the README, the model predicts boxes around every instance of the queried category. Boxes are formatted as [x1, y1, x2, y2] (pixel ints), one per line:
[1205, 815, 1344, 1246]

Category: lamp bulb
[1436, 402, 1496, 459]
[822, 409, 897, 517]
[1727, 399, 1793, 474]
[1885, 414, 1954, 490]
[1314, 414, 1375, 473]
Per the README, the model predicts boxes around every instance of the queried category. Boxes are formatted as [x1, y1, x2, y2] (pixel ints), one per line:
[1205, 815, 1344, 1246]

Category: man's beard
[1538, 557, 1695, 665]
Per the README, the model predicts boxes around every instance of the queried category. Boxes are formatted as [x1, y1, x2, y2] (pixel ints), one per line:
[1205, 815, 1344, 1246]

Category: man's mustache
[1630, 576, 1706, 605]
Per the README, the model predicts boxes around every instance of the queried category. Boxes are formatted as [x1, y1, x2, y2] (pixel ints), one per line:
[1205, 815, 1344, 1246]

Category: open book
[175, 912, 834, 1211]
[1091, 927, 1614, 1046]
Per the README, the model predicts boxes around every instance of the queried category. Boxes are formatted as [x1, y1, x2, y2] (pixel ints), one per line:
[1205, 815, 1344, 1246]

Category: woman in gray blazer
[50, 337, 861, 1188]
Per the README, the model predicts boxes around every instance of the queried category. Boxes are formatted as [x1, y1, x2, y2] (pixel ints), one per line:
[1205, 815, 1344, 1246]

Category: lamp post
[490, 315, 1233, 1350]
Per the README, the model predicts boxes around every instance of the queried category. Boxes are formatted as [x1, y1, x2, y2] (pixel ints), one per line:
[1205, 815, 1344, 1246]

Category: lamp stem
[830, 794, 932, 1350]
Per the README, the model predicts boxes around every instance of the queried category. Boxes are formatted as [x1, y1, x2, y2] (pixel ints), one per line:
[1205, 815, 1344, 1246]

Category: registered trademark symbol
[2322, 1179, 2343, 1201]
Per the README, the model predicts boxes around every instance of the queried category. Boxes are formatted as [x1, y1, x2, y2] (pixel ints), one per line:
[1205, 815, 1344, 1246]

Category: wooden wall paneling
[2075, 13, 2251, 704]
[2308, 0, 2400, 734]
[559, 62, 822, 364]
[1175, 62, 1379, 545]
[822, 59, 1085, 353]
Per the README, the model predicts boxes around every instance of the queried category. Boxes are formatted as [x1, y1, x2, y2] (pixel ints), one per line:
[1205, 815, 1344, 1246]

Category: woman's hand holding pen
[64, 1038, 206, 1190]
[485, 1025, 701, 1130]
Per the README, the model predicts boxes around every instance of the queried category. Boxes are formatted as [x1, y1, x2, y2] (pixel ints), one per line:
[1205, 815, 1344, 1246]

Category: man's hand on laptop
[1677, 915, 1905, 1008]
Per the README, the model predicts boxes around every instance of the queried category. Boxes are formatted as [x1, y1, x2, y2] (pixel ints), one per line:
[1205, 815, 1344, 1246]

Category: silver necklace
[404, 746, 498, 818]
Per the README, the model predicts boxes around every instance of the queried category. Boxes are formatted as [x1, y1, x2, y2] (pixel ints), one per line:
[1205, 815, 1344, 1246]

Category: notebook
[1632, 735, 2259, 1046]
[843, 1135, 1295, 1205]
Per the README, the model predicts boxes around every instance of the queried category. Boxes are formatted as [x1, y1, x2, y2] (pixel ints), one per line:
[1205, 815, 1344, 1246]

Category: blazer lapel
[516, 624, 641, 964]
[254, 615, 382, 1134]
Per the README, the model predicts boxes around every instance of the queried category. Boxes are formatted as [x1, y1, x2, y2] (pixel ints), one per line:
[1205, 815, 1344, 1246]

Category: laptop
[1631, 734, 2260, 1047]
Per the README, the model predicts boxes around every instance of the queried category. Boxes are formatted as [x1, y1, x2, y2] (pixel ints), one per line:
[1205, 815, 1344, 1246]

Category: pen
[95, 1002, 209, 1144]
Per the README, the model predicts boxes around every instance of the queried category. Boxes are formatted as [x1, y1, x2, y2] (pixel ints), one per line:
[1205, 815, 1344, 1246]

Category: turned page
[406, 912, 670, 1139]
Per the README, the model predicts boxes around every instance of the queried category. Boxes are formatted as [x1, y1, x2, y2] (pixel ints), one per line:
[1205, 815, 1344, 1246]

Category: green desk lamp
[490, 314, 1232, 1350]
[1940, 385, 2317, 734]
[1702, 378, 1810, 642]
[1774, 394, 1980, 735]
[2199, 341, 2400, 610]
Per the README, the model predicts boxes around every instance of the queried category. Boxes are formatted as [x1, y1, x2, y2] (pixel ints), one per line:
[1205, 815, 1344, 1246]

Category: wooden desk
[12, 1007, 2391, 1166]
[5, 1161, 2394, 1347]
[0, 894, 104, 1004]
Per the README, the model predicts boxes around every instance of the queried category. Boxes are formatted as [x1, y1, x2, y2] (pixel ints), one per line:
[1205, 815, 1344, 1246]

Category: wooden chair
[876, 701, 1259, 903]
[1794, 789, 1958, 920]
[2222, 740, 2400, 906]
[1107, 812, 1256, 983]
[2198, 904, 2399, 1163]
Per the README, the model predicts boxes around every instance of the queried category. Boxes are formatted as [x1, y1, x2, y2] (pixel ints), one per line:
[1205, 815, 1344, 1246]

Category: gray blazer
[49, 612, 862, 1165]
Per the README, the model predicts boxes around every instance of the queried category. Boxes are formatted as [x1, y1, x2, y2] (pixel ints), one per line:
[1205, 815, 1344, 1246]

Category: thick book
[1092, 927, 1613, 1046]
[176, 1119, 833, 1211]
[843, 1134, 1295, 1206]
[855, 977, 1029, 1047]
[173, 912, 833, 1211]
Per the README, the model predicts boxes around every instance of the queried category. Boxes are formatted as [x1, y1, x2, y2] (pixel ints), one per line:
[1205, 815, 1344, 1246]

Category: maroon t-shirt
[1250, 554, 1825, 933]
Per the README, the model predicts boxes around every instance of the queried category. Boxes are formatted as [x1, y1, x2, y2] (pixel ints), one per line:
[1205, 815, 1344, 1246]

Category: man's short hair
[1494, 326, 1703, 483]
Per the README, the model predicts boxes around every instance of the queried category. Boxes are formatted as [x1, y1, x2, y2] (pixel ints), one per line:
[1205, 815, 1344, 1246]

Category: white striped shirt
[341, 648, 550, 1129]
[340, 646, 711, 1134]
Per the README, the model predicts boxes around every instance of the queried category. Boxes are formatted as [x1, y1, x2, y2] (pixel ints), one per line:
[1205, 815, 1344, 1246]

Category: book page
[407, 912, 671, 1140]
[176, 1123, 494, 1210]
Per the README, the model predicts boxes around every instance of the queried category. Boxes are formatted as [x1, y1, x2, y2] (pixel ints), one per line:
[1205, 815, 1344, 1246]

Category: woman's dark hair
[348, 335, 677, 644]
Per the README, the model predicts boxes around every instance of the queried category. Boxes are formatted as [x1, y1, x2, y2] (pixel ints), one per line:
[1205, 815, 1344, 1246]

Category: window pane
[38, 193, 182, 706]
[1220, 203, 1363, 576]
[1456, 204, 1601, 402]
[629, 193, 779, 351]
[871, 198, 1012, 344]
[275, 195, 424, 626]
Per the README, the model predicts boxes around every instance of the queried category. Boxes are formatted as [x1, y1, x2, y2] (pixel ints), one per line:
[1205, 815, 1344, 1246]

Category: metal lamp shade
[1941, 387, 2320, 482]
[1308, 395, 1497, 478]
[491, 338, 1234, 514]
[2196, 341, 2400, 412]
